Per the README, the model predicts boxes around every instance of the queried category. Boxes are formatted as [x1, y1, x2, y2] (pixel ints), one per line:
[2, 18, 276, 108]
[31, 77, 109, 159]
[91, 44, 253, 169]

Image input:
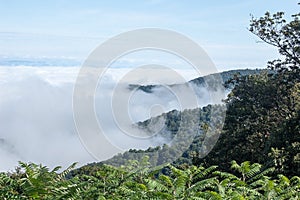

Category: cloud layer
[0, 66, 224, 171]
[0, 67, 93, 171]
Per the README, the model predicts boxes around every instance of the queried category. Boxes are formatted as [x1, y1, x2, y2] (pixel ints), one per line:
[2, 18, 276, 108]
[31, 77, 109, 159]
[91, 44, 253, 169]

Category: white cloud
[0, 66, 225, 171]
[0, 68, 92, 171]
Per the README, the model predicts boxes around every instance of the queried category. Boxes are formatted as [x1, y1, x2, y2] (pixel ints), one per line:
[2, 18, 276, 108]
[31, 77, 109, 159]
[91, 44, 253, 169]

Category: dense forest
[1, 7, 299, 200]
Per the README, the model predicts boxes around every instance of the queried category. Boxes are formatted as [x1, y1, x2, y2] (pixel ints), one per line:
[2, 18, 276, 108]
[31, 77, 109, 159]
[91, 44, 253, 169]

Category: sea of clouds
[0, 65, 224, 171]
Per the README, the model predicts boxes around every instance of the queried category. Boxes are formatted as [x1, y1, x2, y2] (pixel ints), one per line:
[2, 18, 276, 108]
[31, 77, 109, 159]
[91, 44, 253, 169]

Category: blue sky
[0, 0, 299, 70]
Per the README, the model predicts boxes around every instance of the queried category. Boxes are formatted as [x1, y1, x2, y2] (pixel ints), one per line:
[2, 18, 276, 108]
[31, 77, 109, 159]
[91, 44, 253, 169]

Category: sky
[0, 0, 299, 70]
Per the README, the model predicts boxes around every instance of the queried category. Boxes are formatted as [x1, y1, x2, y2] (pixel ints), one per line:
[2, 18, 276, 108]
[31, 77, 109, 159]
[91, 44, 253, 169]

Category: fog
[0, 66, 224, 171]
[0, 67, 92, 171]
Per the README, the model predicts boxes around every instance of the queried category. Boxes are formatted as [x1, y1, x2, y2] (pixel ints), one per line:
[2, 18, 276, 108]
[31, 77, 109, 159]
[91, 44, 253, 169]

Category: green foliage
[249, 10, 300, 73]
[1, 161, 299, 199]
[0, 162, 81, 200]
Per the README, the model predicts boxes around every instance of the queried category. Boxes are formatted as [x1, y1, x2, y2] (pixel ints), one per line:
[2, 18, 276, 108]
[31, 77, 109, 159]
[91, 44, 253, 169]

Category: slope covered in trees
[104, 104, 225, 167]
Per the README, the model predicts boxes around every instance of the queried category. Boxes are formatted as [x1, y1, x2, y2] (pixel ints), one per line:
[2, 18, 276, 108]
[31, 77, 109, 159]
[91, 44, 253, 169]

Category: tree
[249, 9, 300, 73]
[195, 5, 300, 176]
[248, 7, 300, 175]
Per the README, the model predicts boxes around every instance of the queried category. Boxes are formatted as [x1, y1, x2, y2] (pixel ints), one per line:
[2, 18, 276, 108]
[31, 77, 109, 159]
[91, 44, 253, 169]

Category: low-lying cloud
[0, 66, 225, 171]
[0, 67, 93, 171]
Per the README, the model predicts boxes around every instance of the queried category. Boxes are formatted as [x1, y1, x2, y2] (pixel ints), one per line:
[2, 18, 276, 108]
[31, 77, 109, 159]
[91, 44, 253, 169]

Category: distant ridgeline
[103, 69, 266, 167]
[128, 69, 264, 93]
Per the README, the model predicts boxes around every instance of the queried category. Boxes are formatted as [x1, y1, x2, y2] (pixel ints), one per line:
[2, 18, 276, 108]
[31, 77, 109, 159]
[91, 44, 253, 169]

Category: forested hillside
[104, 104, 225, 167]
